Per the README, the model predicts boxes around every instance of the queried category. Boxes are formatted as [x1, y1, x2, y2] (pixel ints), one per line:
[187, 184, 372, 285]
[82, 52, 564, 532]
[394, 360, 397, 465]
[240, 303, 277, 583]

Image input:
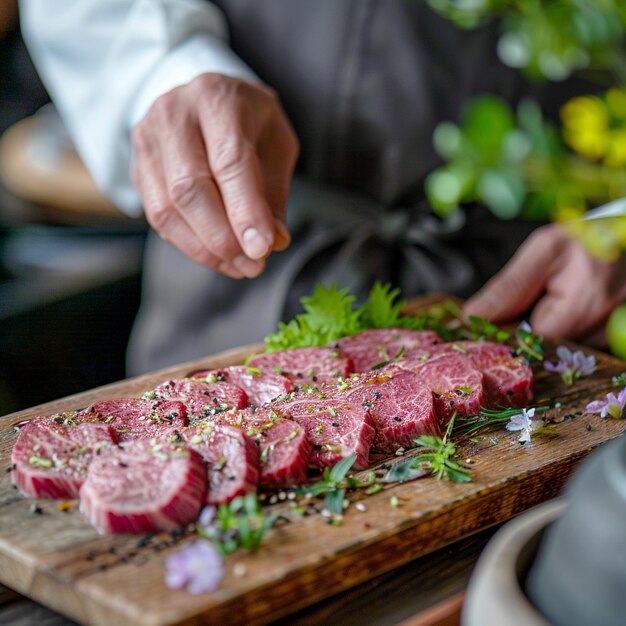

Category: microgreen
[196, 494, 277, 555]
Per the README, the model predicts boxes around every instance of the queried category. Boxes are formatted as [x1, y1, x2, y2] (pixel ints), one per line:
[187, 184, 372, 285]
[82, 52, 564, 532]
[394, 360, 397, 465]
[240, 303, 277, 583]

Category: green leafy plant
[196, 494, 278, 555]
[264, 282, 422, 351]
[455, 404, 551, 436]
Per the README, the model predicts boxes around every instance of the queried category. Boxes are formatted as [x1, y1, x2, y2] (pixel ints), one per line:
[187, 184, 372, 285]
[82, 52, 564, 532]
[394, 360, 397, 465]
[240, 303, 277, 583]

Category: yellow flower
[561, 90, 626, 167]
[561, 95, 609, 160]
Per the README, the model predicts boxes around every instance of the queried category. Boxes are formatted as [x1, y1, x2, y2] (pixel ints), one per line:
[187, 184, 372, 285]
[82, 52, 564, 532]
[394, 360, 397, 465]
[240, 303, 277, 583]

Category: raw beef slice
[336, 368, 440, 453]
[248, 347, 352, 385]
[80, 439, 206, 534]
[183, 423, 260, 504]
[11, 419, 117, 499]
[152, 379, 247, 422]
[211, 407, 311, 487]
[79, 398, 187, 441]
[396, 353, 486, 424]
[334, 328, 441, 372]
[191, 366, 293, 405]
[433, 341, 533, 407]
[272, 392, 375, 470]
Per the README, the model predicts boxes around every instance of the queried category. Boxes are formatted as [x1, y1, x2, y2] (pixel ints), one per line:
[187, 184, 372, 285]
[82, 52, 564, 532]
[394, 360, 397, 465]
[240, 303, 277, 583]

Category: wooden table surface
[0, 525, 492, 626]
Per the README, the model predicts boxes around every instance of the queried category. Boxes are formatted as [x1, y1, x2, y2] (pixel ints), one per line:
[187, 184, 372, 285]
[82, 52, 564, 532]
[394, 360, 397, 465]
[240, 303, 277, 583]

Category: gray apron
[126, 0, 561, 374]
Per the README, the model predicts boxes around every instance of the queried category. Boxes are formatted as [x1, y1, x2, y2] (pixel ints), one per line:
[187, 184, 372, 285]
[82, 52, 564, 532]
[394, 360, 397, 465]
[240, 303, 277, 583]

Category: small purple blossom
[586, 387, 626, 419]
[506, 408, 537, 443]
[543, 346, 596, 385]
[165, 540, 224, 594]
[518, 321, 533, 334]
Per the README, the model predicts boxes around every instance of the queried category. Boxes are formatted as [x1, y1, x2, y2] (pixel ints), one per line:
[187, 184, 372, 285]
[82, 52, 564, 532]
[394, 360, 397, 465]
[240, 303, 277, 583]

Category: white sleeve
[19, 0, 258, 216]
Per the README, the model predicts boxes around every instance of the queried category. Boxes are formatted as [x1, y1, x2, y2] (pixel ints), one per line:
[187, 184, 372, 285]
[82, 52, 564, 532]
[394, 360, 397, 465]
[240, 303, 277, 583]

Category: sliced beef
[152, 379, 247, 422]
[333, 368, 440, 453]
[11, 419, 117, 499]
[271, 392, 375, 470]
[433, 341, 533, 407]
[78, 398, 187, 441]
[334, 328, 441, 372]
[191, 366, 293, 406]
[206, 407, 311, 488]
[396, 353, 486, 424]
[79, 439, 206, 534]
[182, 423, 259, 504]
[248, 347, 352, 385]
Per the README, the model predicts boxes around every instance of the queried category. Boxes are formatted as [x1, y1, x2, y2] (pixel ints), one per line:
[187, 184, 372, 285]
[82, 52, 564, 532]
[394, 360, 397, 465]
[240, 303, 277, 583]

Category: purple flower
[518, 321, 533, 334]
[586, 388, 626, 419]
[165, 540, 224, 594]
[506, 408, 537, 443]
[544, 346, 596, 385]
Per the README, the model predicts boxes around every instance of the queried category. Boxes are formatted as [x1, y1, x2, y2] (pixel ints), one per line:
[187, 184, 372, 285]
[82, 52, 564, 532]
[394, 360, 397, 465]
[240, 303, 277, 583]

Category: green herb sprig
[197, 494, 277, 555]
[455, 405, 551, 436]
[385, 413, 471, 484]
[296, 454, 377, 523]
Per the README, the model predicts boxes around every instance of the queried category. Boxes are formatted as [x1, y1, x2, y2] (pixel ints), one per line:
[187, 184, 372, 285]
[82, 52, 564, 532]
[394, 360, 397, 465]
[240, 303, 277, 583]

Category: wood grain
[0, 309, 625, 626]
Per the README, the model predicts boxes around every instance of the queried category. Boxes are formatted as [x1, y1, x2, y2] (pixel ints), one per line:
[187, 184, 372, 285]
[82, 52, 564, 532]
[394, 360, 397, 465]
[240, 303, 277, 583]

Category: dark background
[0, 8, 147, 415]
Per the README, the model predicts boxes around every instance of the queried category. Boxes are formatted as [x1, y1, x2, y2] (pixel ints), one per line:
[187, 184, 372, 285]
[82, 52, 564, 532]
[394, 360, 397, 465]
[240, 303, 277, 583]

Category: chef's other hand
[131, 73, 299, 279]
[464, 223, 626, 343]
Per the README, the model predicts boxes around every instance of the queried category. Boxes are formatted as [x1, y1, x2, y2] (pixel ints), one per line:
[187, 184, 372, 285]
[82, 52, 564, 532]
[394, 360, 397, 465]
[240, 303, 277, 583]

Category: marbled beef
[79, 439, 206, 534]
[395, 353, 486, 424]
[433, 341, 533, 407]
[335, 328, 441, 372]
[182, 423, 259, 504]
[248, 346, 352, 385]
[78, 398, 188, 441]
[190, 366, 293, 406]
[207, 407, 311, 487]
[334, 368, 440, 453]
[152, 378, 247, 422]
[271, 392, 375, 469]
[11, 418, 117, 499]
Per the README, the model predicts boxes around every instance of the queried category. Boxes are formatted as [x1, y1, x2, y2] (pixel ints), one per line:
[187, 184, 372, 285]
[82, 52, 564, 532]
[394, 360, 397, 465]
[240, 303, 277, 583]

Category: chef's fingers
[258, 115, 299, 252]
[151, 101, 265, 279]
[464, 226, 559, 323]
[196, 76, 276, 260]
[131, 125, 251, 279]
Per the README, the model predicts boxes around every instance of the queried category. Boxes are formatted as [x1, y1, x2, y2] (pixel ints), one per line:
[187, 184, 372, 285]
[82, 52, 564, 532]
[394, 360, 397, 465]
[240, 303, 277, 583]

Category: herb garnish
[384, 412, 471, 483]
[296, 454, 376, 524]
[455, 405, 551, 436]
[613, 373, 626, 387]
[196, 494, 277, 555]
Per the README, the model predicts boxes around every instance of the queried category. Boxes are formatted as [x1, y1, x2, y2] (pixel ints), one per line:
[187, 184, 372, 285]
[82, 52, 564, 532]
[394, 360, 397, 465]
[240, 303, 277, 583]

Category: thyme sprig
[455, 405, 552, 436]
[196, 494, 278, 555]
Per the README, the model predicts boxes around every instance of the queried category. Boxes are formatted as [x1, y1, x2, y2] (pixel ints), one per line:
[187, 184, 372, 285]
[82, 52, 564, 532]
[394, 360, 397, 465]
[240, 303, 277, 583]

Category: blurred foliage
[425, 0, 626, 257]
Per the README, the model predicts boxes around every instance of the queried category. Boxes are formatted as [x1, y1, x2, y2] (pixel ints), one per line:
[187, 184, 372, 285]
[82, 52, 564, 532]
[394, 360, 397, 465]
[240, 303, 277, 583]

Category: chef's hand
[131, 73, 299, 279]
[464, 223, 626, 343]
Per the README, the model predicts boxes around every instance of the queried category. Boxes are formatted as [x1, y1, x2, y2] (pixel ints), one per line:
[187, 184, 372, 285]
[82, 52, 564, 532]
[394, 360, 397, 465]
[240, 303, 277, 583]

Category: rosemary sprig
[196, 494, 277, 555]
[455, 405, 551, 436]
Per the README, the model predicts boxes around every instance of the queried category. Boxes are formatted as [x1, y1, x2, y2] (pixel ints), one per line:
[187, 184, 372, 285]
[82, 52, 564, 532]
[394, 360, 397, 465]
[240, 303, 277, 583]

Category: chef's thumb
[464, 230, 552, 323]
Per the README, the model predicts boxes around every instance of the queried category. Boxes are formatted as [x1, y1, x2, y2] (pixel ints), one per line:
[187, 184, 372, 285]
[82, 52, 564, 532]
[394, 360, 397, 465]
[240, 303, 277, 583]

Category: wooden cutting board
[1, 301, 625, 626]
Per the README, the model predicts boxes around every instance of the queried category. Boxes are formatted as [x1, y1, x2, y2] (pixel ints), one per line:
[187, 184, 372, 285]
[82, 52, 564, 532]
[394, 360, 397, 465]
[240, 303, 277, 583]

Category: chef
[19, 0, 626, 373]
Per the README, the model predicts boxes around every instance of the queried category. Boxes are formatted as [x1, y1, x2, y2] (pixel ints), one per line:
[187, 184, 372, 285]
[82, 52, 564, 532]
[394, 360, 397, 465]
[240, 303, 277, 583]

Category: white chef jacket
[19, 0, 257, 216]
